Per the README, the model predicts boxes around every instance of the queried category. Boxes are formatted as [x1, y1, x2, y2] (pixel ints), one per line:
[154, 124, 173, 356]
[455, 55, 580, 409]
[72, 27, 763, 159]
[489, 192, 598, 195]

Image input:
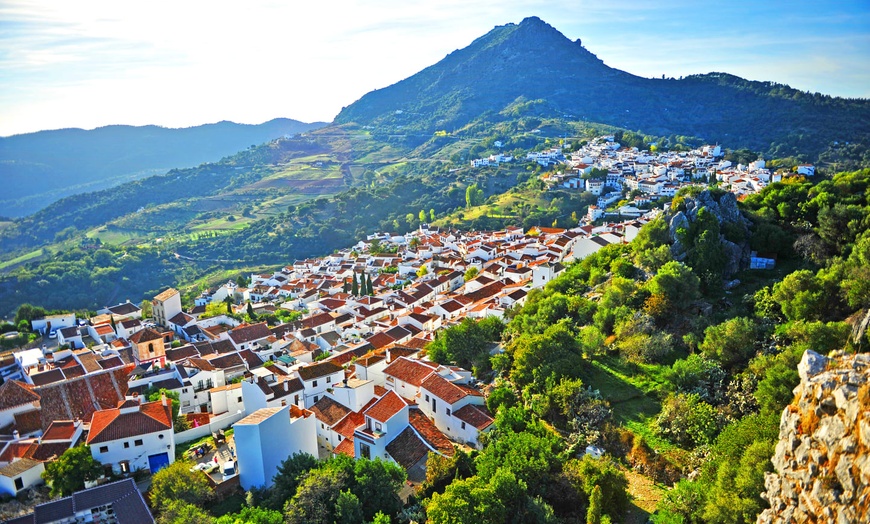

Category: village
[0, 137, 804, 521]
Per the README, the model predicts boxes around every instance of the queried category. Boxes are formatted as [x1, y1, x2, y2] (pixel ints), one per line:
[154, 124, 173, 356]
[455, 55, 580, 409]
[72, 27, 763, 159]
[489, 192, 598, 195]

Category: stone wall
[758, 350, 869, 523]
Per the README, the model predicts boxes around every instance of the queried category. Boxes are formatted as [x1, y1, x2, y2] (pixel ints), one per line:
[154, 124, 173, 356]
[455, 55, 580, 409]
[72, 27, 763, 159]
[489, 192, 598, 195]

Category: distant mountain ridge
[337, 16, 869, 157]
[0, 118, 326, 217]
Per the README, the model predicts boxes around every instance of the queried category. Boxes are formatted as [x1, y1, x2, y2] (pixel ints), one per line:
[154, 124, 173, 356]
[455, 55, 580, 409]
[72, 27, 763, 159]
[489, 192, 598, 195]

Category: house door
[432, 398, 436, 412]
[148, 452, 170, 473]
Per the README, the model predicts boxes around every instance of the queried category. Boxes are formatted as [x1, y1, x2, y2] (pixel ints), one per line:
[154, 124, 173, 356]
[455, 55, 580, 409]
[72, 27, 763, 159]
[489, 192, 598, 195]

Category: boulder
[798, 350, 828, 381]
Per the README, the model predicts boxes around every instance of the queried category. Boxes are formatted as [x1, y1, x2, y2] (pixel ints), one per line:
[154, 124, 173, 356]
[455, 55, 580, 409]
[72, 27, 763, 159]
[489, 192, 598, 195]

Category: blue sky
[1, 0, 868, 136]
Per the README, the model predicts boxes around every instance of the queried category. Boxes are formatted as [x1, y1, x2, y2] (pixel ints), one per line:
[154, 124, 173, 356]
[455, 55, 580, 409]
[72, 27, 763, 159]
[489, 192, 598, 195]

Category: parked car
[221, 460, 236, 480]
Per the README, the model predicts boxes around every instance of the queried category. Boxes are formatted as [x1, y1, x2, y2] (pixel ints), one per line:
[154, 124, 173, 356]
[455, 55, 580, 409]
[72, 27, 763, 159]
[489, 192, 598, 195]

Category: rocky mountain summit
[757, 350, 869, 524]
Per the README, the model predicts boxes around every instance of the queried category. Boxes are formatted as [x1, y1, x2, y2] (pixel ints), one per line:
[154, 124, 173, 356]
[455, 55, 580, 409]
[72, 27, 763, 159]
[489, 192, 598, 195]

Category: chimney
[12, 430, 19, 440]
[161, 392, 168, 407]
[284, 380, 289, 392]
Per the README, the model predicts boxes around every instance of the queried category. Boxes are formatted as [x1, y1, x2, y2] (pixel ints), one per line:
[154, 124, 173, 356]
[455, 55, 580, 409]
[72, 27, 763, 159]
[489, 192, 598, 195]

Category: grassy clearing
[191, 217, 252, 231]
[0, 248, 45, 270]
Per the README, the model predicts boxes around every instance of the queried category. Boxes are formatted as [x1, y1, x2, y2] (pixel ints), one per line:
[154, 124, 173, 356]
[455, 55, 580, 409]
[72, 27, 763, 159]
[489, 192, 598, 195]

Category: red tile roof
[408, 409, 454, 457]
[42, 420, 78, 441]
[228, 322, 272, 345]
[87, 400, 173, 444]
[13, 409, 43, 435]
[310, 397, 351, 427]
[0, 380, 39, 411]
[382, 357, 436, 387]
[129, 328, 163, 344]
[333, 411, 365, 439]
[297, 361, 343, 382]
[334, 436, 355, 457]
[385, 427, 429, 470]
[364, 390, 406, 423]
[421, 374, 481, 405]
[453, 404, 494, 430]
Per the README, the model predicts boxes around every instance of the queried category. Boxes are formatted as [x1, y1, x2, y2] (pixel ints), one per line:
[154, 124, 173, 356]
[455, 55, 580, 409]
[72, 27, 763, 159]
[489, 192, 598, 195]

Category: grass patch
[209, 493, 245, 517]
[175, 435, 215, 461]
[578, 358, 662, 424]
[0, 248, 45, 270]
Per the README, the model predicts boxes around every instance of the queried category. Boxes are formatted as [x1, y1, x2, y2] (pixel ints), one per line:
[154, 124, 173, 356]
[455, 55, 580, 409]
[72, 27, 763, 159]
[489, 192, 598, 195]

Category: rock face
[757, 351, 870, 524]
[666, 190, 750, 277]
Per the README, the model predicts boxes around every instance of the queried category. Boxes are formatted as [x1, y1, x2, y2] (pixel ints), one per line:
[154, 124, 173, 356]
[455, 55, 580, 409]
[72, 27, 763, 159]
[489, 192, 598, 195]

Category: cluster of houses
[1, 211, 671, 504]
[1, 140, 790, 506]
[468, 135, 811, 221]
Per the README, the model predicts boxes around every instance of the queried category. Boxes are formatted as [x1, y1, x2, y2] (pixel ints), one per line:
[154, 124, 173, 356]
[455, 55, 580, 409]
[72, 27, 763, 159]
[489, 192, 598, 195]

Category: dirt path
[623, 468, 666, 524]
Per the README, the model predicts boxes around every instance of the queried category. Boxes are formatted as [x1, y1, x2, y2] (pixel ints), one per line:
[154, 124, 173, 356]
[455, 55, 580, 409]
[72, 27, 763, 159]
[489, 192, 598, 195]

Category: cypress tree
[351, 273, 359, 296]
[587, 485, 602, 524]
[366, 274, 374, 295]
[342, 278, 350, 294]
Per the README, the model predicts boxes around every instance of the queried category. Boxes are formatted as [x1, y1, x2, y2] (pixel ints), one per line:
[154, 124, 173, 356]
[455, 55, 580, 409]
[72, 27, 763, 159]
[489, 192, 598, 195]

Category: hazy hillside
[0, 118, 326, 217]
[337, 17, 870, 158]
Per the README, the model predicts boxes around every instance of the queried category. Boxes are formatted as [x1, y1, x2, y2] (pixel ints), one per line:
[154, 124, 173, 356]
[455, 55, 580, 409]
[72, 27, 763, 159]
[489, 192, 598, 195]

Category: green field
[0, 248, 45, 271]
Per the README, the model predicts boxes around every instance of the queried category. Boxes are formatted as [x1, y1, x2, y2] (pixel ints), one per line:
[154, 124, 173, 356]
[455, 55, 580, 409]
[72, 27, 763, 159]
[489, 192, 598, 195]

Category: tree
[285, 466, 347, 524]
[149, 460, 211, 513]
[587, 485, 602, 524]
[157, 500, 214, 524]
[334, 489, 363, 524]
[417, 265, 429, 278]
[224, 296, 233, 315]
[771, 270, 827, 321]
[342, 278, 350, 294]
[351, 273, 359, 296]
[42, 445, 102, 497]
[466, 183, 485, 208]
[246, 302, 256, 319]
[215, 506, 282, 524]
[419, 209, 427, 222]
[647, 261, 700, 307]
[266, 452, 319, 510]
[464, 266, 479, 281]
[366, 274, 374, 295]
[699, 317, 757, 366]
[563, 455, 630, 518]
[430, 208, 436, 222]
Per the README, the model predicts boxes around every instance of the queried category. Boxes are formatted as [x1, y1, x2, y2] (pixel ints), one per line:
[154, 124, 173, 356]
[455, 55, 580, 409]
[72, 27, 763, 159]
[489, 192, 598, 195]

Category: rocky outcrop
[757, 350, 870, 524]
[666, 190, 751, 278]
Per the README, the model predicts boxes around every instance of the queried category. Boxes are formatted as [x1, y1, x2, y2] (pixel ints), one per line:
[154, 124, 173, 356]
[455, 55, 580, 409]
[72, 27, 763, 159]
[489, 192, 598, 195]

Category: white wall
[91, 428, 175, 474]
[0, 462, 45, 496]
[175, 410, 247, 445]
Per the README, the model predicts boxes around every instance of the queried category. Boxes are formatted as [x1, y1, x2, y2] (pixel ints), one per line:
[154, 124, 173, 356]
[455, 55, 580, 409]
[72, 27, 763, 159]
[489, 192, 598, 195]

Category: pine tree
[352, 273, 359, 296]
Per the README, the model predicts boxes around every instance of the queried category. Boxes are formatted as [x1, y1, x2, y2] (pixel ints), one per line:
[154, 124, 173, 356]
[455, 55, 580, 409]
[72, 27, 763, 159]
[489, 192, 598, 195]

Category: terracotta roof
[0, 442, 36, 463]
[74, 351, 102, 373]
[193, 339, 236, 356]
[453, 404, 494, 430]
[238, 349, 264, 369]
[165, 344, 199, 362]
[0, 380, 39, 411]
[333, 411, 366, 439]
[29, 442, 72, 462]
[364, 390, 406, 423]
[374, 385, 388, 397]
[334, 436, 355, 457]
[383, 357, 436, 387]
[409, 409, 454, 457]
[168, 312, 194, 326]
[206, 352, 245, 370]
[14, 409, 43, 435]
[30, 368, 66, 386]
[310, 397, 352, 427]
[129, 328, 162, 344]
[421, 373, 481, 405]
[228, 322, 272, 345]
[97, 356, 123, 370]
[385, 427, 429, 470]
[87, 400, 173, 444]
[107, 303, 140, 316]
[153, 288, 179, 302]
[42, 420, 78, 441]
[297, 361, 343, 382]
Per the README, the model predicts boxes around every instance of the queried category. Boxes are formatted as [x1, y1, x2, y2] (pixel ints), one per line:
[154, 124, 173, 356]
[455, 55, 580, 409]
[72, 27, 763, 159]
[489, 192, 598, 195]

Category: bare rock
[798, 350, 828, 381]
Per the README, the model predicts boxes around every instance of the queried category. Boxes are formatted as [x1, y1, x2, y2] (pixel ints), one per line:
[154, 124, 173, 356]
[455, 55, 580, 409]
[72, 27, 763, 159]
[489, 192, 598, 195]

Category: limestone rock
[798, 350, 828, 381]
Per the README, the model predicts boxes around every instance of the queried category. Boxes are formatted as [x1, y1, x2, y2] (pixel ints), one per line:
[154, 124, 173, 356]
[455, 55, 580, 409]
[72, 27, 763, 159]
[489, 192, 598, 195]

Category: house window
[99, 446, 108, 453]
[424, 394, 429, 402]
[446, 408, 451, 416]
[313, 396, 318, 403]
[124, 442, 130, 449]
[321, 423, 325, 429]
[313, 380, 318, 388]
[461, 422, 466, 430]
[326, 376, 331, 384]
[375, 422, 382, 432]
[338, 435, 342, 441]
[237, 396, 242, 403]
[360, 443, 371, 460]
[14, 478, 23, 490]
[282, 400, 287, 406]
[134, 439, 143, 446]
[148, 343, 154, 353]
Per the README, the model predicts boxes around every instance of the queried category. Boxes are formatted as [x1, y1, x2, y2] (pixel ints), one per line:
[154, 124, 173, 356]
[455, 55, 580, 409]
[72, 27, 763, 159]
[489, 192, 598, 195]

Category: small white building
[87, 396, 175, 474]
[233, 404, 317, 490]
